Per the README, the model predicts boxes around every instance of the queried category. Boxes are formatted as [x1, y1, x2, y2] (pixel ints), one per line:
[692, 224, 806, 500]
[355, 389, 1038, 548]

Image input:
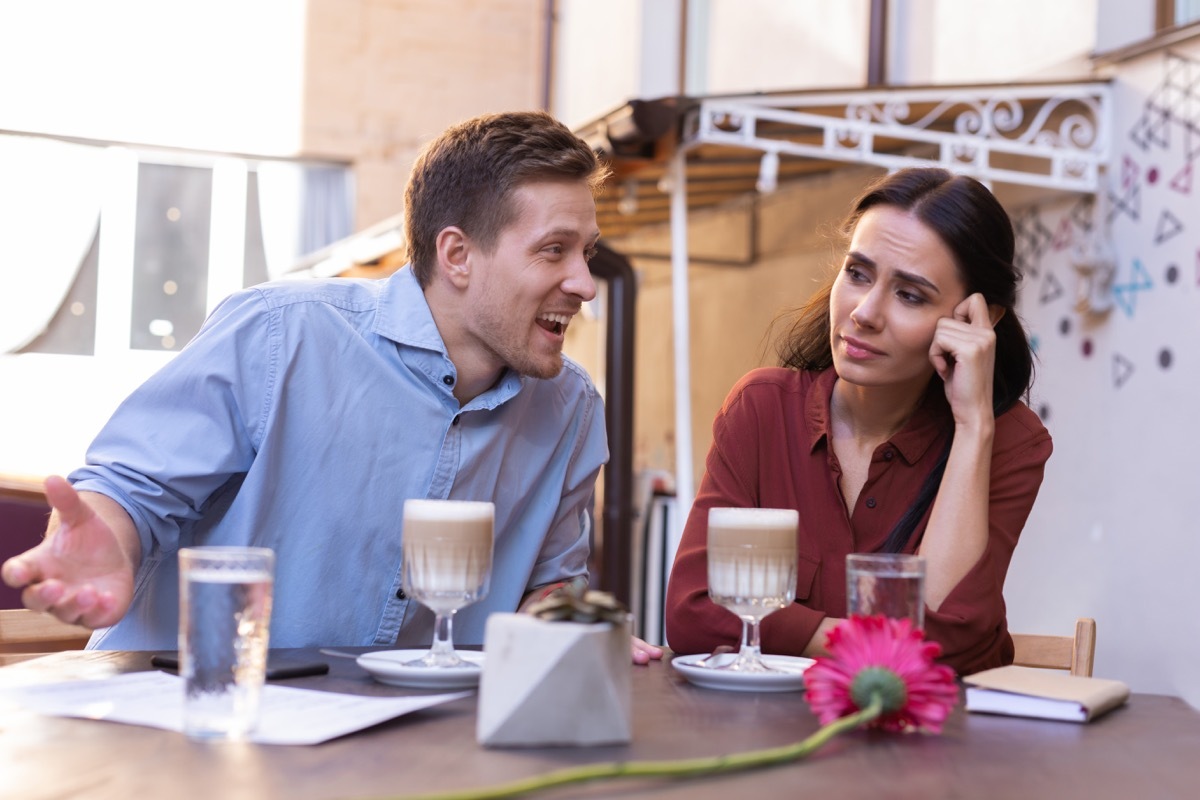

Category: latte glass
[706, 507, 798, 672]
[401, 498, 494, 669]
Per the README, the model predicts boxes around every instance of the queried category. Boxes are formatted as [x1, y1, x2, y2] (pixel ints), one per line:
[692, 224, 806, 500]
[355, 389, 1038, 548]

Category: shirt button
[442, 375, 454, 386]
[883, 450, 894, 461]
[865, 497, 877, 509]
[396, 588, 407, 600]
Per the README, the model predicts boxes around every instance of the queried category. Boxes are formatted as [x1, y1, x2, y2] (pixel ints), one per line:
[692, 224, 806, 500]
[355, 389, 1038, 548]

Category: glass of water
[178, 546, 274, 740]
[845, 553, 926, 630]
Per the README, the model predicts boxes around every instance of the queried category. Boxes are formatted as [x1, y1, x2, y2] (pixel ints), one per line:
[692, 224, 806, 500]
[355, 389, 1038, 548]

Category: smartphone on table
[150, 654, 329, 680]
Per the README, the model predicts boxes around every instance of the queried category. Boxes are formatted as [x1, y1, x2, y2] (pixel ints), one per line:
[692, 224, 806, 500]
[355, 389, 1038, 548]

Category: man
[2, 110, 661, 663]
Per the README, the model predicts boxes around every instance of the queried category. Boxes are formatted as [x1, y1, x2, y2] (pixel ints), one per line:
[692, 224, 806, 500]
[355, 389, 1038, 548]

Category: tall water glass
[707, 507, 798, 673]
[845, 553, 926, 630]
[178, 546, 275, 741]
[401, 499, 494, 669]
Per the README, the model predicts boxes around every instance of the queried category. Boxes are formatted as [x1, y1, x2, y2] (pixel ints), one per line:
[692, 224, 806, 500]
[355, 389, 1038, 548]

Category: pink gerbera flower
[804, 615, 959, 733]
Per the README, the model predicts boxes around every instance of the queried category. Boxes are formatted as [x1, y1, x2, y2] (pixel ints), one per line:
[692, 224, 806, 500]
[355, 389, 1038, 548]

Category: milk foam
[404, 499, 494, 521]
[708, 507, 798, 529]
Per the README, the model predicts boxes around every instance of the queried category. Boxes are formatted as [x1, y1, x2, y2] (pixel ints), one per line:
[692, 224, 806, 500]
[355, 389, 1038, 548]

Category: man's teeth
[539, 313, 572, 334]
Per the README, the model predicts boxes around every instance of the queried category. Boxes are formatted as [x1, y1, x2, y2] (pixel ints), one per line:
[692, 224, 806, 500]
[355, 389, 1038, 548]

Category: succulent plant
[525, 578, 628, 624]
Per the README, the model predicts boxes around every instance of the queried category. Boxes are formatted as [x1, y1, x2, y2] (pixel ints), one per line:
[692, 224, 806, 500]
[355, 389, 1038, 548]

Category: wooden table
[1, 648, 1196, 799]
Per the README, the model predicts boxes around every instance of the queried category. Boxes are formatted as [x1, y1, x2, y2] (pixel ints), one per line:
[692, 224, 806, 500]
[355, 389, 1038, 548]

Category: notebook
[963, 665, 1130, 723]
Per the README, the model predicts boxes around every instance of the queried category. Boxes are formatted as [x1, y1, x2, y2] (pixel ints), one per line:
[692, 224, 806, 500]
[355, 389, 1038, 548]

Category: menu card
[4, 670, 470, 745]
[963, 665, 1130, 723]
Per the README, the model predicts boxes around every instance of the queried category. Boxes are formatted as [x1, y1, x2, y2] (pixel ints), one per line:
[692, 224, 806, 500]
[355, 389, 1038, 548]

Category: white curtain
[300, 165, 353, 256]
[255, 161, 303, 281]
[0, 136, 104, 353]
[255, 162, 353, 281]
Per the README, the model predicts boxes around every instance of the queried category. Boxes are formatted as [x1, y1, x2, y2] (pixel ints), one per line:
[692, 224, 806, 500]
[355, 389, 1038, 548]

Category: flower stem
[393, 694, 884, 800]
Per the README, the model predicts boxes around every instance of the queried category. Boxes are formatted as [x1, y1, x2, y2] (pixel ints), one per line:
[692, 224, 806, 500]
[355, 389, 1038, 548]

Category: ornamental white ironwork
[684, 82, 1113, 193]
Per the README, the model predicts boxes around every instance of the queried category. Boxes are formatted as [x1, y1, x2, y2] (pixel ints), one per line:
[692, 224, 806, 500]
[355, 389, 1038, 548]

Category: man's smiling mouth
[536, 312, 573, 336]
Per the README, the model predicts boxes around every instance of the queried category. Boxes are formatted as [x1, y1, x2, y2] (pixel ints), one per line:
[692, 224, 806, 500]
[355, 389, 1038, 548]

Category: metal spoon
[695, 645, 735, 668]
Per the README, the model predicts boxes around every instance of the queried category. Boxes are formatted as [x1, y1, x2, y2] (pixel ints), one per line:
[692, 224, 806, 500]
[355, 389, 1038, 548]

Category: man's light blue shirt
[73, 266, 607, 649]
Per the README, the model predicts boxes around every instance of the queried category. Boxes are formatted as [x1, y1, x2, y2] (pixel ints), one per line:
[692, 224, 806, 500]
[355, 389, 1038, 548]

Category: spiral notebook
[963, 665, 1130, 723]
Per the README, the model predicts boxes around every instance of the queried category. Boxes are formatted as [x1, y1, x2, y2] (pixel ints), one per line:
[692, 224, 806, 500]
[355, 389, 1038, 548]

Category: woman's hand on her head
[929, 292, 998, 431]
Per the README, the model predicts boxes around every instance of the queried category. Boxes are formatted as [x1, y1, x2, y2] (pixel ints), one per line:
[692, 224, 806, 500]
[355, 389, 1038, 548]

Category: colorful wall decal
[1129, 104, 1170, 151]
[1015, 210, 1054, 277]
[1169, 160, 1193, 193]
[1039, 271, 1066, 304]
[1111, 259, 1154, 317]
[1107, 180, 1141, 222]
[1068, 196, 1095, 231]
[1015, 52, 1200, 403]
[1052, 216, 1075, 250]
[1112, 352, 1135, 388]
[1153, 208, 1184, 243]
[1121, 153, 1141, 188]
[1128, 52, 1200, 161]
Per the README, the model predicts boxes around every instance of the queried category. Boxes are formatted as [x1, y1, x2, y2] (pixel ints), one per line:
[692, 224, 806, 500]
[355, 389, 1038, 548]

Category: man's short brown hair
[404, 110, 610, 287]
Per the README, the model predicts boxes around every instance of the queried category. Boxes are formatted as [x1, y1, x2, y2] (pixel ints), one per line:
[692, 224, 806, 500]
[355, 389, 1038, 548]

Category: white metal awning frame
[664, 80, 1113, 549]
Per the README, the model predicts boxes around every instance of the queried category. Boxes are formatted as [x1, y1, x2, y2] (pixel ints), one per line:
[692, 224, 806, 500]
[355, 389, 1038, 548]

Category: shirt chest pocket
[794, 552, 820, 601]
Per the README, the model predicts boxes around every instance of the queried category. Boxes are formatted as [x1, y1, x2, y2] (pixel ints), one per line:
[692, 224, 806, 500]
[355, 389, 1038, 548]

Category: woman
[664, 167, 1052, 676]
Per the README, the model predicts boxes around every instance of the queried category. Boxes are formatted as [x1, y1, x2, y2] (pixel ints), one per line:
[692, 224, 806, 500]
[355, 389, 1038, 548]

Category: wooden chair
[1011, 617, 1096, 677]
[0, 608, 92, 658]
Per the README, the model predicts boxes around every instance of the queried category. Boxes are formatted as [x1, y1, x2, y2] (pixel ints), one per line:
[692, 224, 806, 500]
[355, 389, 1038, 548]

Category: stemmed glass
[400, 498, 494, 669]
[706, 507, 798, 673]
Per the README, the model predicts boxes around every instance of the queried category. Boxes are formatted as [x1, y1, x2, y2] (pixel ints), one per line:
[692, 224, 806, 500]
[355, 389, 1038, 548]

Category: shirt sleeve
[69, 288, 274, 565]
[524, 377, 608, 591]
[664, 375, 828, 656]
[922, 404, 1054, 676]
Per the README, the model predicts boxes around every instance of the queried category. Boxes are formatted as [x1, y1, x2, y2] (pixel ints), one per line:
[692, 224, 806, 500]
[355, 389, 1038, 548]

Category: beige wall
[300, 0, 549, 230]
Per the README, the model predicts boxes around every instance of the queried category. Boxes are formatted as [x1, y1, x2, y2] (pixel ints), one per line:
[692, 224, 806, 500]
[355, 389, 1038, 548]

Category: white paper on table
[3, 670, 471, 745]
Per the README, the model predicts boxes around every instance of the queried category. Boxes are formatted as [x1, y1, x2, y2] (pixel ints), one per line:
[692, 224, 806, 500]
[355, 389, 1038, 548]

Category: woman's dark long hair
[776, 168, 1036, 553]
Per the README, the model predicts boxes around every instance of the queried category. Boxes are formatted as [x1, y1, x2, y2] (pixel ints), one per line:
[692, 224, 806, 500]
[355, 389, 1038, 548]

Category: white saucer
[357, 649, 485, 689]
[671, 652, 815, 692]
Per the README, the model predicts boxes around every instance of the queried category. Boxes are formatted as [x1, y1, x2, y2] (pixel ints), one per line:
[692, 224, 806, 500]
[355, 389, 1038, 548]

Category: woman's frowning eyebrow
[844, 251, 941, 294]
[893, 269, 940, 294]
[845, 250, 875, 268]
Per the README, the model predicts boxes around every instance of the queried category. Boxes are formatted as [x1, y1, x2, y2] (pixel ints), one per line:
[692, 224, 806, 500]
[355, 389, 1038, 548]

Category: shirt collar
[374, 264, 446, 352]
[373, 265, 524, 408]
[805, 367, 950, 464]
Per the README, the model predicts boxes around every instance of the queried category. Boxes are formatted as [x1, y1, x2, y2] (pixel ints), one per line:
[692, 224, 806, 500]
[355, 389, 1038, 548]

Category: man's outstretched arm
[2, 475, 140, 628]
